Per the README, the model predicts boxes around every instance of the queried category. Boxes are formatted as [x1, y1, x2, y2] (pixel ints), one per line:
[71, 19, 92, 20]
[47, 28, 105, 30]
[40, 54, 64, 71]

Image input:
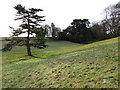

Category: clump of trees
[51, 23, 61, 39]
[58, 19, 93, 43]
[2, 4, 46, 56]
[44, 23, 61, 39]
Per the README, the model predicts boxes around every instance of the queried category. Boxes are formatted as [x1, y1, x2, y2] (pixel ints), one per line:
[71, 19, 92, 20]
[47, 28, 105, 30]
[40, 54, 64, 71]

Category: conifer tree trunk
[26, 32, 32, 56]
[26, 17, 32, 56]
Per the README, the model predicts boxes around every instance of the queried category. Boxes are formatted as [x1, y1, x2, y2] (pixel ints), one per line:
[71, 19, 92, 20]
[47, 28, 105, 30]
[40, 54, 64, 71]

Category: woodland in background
[56, 2, 120, 43]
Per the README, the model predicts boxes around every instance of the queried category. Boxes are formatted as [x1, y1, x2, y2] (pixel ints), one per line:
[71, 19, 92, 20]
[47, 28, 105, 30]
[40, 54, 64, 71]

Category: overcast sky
[0, 0, 119, 37]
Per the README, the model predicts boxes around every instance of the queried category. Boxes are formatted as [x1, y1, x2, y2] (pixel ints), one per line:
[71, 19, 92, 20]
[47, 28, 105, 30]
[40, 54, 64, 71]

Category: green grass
[2, 37, 119, 88]
[0, 38, 2, 90]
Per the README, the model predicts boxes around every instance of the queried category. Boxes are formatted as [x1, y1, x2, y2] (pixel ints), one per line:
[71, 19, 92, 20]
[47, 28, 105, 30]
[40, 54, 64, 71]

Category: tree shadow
[31, 55, 42, 58]
[18, 55, 43, 62]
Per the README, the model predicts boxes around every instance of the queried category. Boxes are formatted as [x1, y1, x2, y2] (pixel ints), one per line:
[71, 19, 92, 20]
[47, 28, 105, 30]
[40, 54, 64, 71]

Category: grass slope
[2, 38, 119, 88]
[0, 38, 2, 90]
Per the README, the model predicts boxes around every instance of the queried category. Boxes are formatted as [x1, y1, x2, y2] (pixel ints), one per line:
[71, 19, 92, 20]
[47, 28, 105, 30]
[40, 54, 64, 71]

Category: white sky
[0, 0, 119, 37]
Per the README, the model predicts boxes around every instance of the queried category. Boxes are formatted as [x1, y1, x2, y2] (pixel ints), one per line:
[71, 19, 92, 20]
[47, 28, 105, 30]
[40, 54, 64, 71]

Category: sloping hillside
[2, 37, 118, 88]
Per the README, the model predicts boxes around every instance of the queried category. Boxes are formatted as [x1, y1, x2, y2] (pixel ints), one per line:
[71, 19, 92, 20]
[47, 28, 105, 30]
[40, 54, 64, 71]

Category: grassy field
[2, 37, 119, 88]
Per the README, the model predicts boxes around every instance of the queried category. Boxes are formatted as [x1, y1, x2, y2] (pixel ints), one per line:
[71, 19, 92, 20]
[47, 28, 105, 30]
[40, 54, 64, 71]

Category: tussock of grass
[2, 37, 118, 88]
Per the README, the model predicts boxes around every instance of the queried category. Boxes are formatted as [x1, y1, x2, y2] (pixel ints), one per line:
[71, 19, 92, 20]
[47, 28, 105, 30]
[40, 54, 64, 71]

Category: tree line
[57, 2, 120, 43]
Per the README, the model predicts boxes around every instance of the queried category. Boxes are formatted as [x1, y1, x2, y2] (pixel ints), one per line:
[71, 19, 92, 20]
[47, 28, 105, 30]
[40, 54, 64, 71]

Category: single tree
[44, 24, 52, 37]
[51, 23, 62, 39]
[51, 23, 56, 39]
[3, 4, 46, 56]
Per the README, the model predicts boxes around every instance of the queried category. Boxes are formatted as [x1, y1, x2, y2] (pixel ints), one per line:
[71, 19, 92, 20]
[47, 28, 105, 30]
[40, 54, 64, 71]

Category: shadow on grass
[31, 55, 42, 59]
[16, 55, 43, 62]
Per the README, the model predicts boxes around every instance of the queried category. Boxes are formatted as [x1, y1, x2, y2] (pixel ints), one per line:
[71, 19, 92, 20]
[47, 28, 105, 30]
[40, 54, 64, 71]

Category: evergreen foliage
[2, 4, 46, 56]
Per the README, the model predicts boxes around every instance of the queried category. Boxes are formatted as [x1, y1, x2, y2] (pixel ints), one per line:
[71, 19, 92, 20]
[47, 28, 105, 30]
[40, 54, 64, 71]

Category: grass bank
[2, 37, 119, 88]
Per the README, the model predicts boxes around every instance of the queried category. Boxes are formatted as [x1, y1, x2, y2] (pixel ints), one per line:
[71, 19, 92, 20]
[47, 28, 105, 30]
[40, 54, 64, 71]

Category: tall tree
[44, 24, 52, 37]
[51, 23, 61, 39]
[14, 4, 45, 56]
[103, 3, 119, 37]
[3, 4, 45, 56]
[51, 23, 56, 39]
[115, 1, 120, 36]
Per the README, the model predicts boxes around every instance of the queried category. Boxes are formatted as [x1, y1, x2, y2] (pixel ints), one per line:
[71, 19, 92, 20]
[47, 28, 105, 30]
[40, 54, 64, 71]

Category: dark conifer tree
[3, 4, 46, 56]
